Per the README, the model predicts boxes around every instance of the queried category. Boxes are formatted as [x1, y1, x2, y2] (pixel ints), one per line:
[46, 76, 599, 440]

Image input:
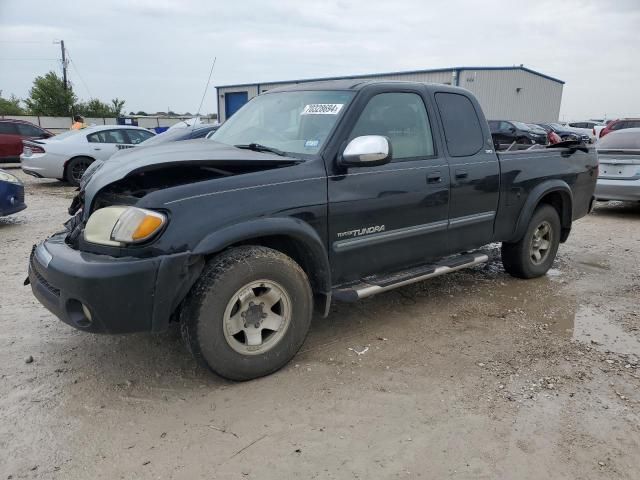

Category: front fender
[193, 217, 331, 295]
[511, 180, 573, 243]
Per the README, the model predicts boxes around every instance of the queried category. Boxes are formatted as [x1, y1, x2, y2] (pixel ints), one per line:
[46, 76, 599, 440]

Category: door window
[16, 123, 45, 137]
[349, 92, 435, 160]
[87, 129, 127, 143]
[435, 93, 485, 157]
[125, 129, 154, 144]
[0, 122, 17, 134]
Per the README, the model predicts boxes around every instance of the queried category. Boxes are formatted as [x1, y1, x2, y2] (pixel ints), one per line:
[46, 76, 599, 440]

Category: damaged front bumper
[28, 233, 202, 334]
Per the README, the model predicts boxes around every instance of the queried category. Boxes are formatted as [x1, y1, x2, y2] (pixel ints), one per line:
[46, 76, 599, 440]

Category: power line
[0, 58, 59, 61]
[65, 47, 93, 98]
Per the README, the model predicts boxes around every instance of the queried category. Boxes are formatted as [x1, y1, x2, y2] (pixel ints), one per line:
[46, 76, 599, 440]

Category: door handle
[455, 169, 468, 179]
[93, 147, 101, 151]
[427, 172, 442, 184]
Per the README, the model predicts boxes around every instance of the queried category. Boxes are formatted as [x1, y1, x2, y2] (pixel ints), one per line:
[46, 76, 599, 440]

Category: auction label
[301, 104, 344, 115]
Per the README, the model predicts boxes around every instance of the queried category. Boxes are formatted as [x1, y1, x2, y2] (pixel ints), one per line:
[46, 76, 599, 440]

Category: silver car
[595, 128, 640, 202]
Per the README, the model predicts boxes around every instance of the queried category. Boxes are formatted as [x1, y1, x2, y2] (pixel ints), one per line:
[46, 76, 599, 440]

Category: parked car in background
[0, 168, 26, 216]
[538, 123, 589, 143]
[598, 118, 640, 139]
[595, 128, 640, 202]
[531, 124, 561, 144]
[20, 125, 155, 186]
[488, 120, 548, 149]
[0, 119, 52, 163]
[563, 122, 598, 143]
[137, 124, 219, 147]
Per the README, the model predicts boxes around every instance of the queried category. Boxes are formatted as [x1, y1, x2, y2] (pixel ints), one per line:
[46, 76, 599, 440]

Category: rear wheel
[501, 204, 561, 279]
[65, 156, 93, 186]
[180, 246, 313, 381]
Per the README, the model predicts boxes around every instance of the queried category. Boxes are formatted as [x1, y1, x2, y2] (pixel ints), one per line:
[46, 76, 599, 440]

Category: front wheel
[180, 246, 313, 381]
[501, 204, 561, 279]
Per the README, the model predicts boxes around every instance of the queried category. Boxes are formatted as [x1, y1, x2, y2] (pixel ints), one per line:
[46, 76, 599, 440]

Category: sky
[0, 0, 638, 120]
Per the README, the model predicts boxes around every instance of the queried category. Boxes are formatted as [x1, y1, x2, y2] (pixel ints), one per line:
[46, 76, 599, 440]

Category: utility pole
[54, 40, 68, 90]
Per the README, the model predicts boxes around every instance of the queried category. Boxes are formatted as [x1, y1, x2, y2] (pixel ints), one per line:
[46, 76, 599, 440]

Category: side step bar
[332, 253, 489, 302]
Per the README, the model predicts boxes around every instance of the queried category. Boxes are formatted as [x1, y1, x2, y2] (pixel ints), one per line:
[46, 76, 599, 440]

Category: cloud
[0, 0, 638, 118]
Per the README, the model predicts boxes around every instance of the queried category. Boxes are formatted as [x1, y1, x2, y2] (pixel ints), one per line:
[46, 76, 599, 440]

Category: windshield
[210, 90, 356, 156]
[49, 130, 83, 141]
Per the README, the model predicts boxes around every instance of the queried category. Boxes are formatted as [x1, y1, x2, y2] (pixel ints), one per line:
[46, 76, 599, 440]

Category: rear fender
[510, 180, 573, 243]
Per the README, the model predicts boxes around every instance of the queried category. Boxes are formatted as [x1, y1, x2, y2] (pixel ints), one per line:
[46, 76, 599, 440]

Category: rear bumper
[28, 233, 201, 334]
[20, 153, 65, 179]
[595, 178, 640, 201]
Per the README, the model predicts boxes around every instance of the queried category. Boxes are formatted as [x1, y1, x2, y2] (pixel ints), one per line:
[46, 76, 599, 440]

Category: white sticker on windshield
[300, 104, 344, 115]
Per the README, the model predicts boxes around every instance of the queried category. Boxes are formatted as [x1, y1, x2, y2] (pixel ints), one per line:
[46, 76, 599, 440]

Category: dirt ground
[1, 166, 639, 480]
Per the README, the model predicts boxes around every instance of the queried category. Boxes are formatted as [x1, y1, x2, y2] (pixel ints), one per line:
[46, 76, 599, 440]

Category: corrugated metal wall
[216, 68, 562, 123]
[459, 69, 562, 122]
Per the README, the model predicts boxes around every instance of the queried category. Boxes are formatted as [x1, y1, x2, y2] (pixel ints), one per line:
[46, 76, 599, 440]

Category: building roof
[215, 65, 565, 89]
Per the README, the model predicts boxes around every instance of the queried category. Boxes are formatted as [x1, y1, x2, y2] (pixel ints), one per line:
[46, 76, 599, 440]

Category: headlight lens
[0, 171, 22, 185]
[84, 206, 166, 246]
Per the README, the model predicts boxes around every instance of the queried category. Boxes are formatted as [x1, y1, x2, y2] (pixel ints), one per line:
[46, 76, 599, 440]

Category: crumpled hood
[82, 139, 301, 205]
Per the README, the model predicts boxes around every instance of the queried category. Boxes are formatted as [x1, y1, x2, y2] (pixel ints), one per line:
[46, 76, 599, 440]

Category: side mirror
[509, 127, 516, 133]
[339, 135, 392, 167]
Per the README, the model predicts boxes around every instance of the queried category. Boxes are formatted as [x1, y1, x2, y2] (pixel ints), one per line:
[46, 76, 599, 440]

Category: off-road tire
[65, 156, 93, 186]
[180, 246, 313, 381]
[501, 204, 561, 279]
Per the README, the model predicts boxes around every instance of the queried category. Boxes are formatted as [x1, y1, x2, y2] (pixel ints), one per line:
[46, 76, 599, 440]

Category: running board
[332, 253, 489, 302]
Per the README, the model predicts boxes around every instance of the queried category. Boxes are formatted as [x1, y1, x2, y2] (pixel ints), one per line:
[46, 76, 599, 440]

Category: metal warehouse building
[216, 65, 564, 123]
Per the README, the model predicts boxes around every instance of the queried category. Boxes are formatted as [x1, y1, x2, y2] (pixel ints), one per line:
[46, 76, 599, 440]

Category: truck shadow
[592, 201, 640, 219]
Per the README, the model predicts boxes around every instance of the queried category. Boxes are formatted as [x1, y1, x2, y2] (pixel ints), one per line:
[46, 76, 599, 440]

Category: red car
[599, 118, 640, 139]
[0, 119, 53, 163]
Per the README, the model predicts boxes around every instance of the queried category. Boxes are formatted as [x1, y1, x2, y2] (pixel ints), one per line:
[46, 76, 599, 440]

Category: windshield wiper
[234, 143, 287, 157]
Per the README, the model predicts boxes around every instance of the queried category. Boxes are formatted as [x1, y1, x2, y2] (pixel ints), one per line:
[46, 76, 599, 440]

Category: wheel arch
[192, 218, 332, 316]
[511, 180, 573, 243]
[63, 154, 96, 181]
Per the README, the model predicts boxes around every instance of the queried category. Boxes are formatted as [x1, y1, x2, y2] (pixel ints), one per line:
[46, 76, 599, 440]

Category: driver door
[327, 89, 451, 285]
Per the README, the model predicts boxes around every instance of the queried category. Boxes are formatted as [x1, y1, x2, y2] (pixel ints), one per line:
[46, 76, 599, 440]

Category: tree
[135, 111, 148, 116]
[111, 98, 125, 117]
[75, 98, 113, 118]
[25, 71, 76, 116]
[0, 91, 25, 115]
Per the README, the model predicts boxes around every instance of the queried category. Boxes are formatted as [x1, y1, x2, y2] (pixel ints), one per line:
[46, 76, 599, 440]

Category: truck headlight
[84, 206, 166, 246]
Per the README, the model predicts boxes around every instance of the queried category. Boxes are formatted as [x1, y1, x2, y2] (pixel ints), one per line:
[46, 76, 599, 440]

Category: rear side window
[435, 93, 484, 157]
[0, 122, 17, 134]
[87, 129, 127, 144]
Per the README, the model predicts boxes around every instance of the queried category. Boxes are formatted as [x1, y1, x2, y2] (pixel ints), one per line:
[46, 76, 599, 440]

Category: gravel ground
[1, 167, 639, 479]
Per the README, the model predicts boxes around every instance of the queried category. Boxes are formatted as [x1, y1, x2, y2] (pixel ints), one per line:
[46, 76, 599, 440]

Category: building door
[225, 91, 248, 120]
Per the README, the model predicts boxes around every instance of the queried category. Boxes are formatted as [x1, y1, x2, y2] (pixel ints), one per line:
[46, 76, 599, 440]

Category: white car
[20, 125, 155, 186]
[595, 128, 640, 202]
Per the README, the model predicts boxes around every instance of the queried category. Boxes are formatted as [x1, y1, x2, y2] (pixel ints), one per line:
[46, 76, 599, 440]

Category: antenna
[194, 57, 217, 129]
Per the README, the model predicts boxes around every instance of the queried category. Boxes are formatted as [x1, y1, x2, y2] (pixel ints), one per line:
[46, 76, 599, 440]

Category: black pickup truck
[28, 81, 598, 380]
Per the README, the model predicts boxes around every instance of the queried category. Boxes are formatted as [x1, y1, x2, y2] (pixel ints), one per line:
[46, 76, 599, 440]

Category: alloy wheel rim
[71, 160, 90, 183]
[222, 280, 292, 355]
[530, 220, 552, 265]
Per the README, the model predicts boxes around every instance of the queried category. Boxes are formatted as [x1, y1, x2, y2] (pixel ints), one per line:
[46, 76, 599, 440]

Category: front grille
[30, 248, 60, 297]
[15, 188, 24, 205]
